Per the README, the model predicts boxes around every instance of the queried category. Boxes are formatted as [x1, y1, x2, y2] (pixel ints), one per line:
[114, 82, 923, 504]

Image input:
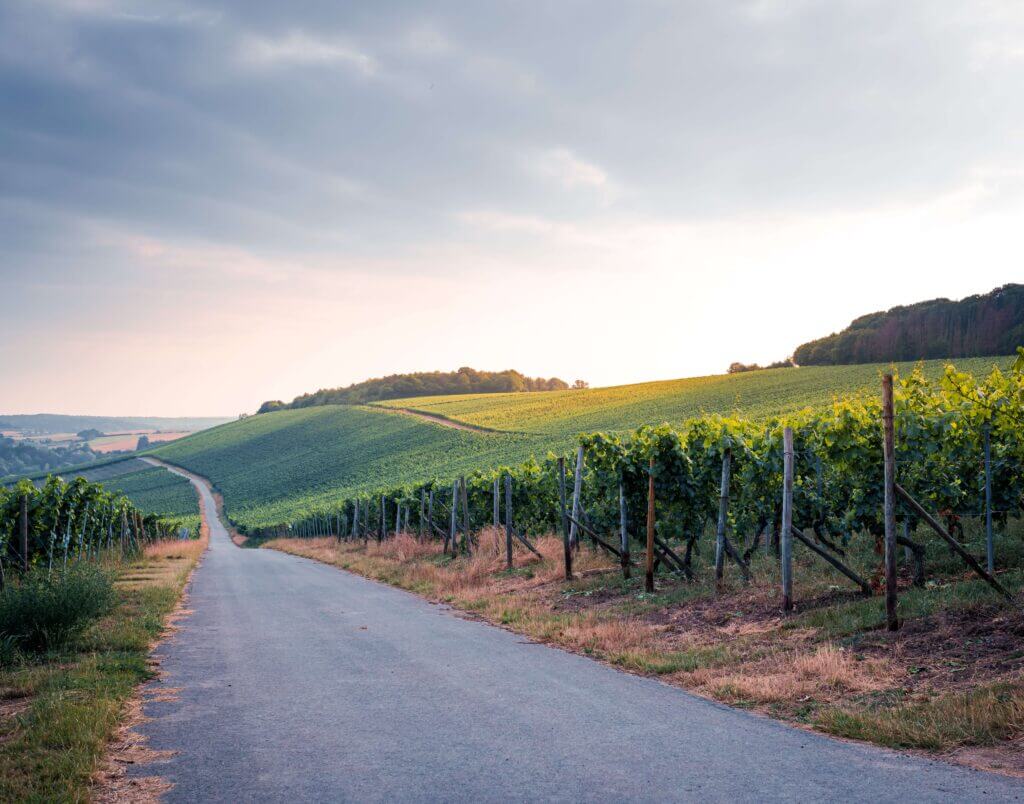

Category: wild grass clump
[0, 565, 115, 656]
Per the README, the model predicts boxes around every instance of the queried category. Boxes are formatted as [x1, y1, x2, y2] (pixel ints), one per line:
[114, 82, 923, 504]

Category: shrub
[0, 565, 115, 655]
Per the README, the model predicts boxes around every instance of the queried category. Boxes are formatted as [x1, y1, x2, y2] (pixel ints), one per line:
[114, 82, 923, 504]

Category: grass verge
[0, 532, 207, 801]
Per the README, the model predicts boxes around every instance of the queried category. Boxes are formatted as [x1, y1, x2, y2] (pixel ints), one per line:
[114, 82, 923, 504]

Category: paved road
[133, 467, 1024, 802]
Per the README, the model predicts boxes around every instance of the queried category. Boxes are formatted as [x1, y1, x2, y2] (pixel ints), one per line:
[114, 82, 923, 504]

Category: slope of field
[156, 406, 536, 529]
[156, 357, 1014, 530]
[102, 466, 199, 523]
[374, 356, 1010, 435]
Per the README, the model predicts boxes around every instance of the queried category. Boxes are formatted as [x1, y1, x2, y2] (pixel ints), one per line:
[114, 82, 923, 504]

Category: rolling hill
[153, 356, 1013, 531]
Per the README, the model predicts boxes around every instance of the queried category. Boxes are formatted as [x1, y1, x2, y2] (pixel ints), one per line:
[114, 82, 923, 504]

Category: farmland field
[154, 356, 1014, 531]
[102, 465, 200, 530]
[373, 356, 1011, 435]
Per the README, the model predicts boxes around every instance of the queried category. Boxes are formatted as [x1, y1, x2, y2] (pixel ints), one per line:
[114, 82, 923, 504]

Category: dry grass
[687, 645, 894, 704]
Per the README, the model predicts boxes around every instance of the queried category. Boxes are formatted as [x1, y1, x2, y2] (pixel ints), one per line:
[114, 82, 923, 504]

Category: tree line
[258, 367, 571, 413]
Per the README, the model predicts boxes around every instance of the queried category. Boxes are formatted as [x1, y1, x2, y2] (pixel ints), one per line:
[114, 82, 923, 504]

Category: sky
[2, 1, 1023, 416]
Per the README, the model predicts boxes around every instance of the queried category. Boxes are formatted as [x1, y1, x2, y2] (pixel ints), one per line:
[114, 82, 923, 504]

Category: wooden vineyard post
[645, 458, 655, 592]
[379, 495, 386, 543]
[493, 478, 500, 528]
[448, 480, 458, 555]
[395, 502, 401, 535]
[504, 474, 513, 570]
[780, 427, 794, 612]
[419, 490, 426, 542]
[568, 446, 584, 551]
[557, 457, 569, 543]
[984, 425, 994, 574]
[714, 449, 732, 586]
[20, 494, 29, 572]
[352, 499, 359, 540]
[460, 476, 471, 556]
[882, 374, 899, 632]
[619, 479, 630, 580]
[427, 489, 435, 541]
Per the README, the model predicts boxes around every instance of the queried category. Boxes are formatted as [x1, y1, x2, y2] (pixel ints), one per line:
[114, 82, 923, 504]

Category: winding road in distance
[133, 460, 1024, 802]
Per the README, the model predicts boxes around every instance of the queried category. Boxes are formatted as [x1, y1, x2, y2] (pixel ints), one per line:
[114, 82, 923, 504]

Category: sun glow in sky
[2, 1, 1023, 415]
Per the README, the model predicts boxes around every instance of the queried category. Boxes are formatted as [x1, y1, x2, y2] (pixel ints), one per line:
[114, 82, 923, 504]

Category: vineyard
[0, 474, 192, 575]
[271, 356, 1024, 616]
[154, 356, 1013, 532]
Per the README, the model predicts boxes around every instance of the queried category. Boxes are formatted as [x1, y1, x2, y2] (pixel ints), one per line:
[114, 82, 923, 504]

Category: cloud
[531, 147, 610, 191]
[239, 31, 377, 75]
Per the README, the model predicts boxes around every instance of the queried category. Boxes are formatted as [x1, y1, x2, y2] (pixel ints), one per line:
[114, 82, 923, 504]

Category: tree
[572, 380, 590, 390]
[136, 435, 151, 451]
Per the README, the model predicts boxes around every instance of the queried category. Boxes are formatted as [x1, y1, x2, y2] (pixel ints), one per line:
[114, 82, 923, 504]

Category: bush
[0, 565, 115, 655]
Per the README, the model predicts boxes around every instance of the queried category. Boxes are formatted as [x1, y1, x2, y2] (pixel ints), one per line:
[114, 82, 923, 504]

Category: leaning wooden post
[882, 374, 899, 632]
[379, 495, 386, 542]
[645, 458, 655, 592]
[20, 494, 29, 572]
[352, 498, 359, 540]
[568, 446, 584, 551]
[984, 424, 994, 574]
[493, 478, 500, 528]
[504, 474, 514, 570]
[714, 449, 732, 585]
[619, 479, 630, 579]
[395, 500, 401, 535]
[780, 427, 794, 613]
[460, 476, 471, 556]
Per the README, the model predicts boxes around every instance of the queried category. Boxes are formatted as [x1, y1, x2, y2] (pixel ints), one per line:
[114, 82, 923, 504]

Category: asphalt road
[133, 466, 1024, 802]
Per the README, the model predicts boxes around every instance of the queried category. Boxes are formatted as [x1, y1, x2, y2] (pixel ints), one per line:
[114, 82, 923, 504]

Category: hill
[793, 284, 1024, 365]
[155, 356, 1012, 531]
[0, 413, 232, 435]
[257, 367, 569, 413]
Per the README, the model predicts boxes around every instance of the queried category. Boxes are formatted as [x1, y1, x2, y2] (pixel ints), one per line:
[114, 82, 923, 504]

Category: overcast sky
[2, 1, 1022, 415]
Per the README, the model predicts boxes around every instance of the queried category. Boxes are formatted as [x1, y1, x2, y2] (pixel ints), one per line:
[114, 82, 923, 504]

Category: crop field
[102, 466, 200, 528]
[374, 356, 1011, 435]
[155, 357, 1014, 531]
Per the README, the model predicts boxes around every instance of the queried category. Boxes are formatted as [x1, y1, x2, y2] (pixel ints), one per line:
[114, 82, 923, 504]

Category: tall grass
[0, 565, 115, 656]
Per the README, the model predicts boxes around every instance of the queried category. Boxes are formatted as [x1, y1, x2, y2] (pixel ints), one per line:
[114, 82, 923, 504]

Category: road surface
[132, 465, 1024, 802]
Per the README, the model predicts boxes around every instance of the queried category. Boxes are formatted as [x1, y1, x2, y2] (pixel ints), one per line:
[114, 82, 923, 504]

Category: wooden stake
[568, 446, 584, 551]
[882, 374, 899, 631]
[645, 457, 655, 593]
[448, 481, 458, 554]
[20, 494, 29, 572]
[380, 495, 386, 542]
[618, 480, 630, 580]
[493, 478, 500, 528]
[557, 457, 569, 543]
[427, 489, 435, 541]
[504, 474, 513, 570]
[781, 428, 794, 612]
[460, 476, 471, 556]
[984, 425, 994, 574]
[419, 489, 426, 542]
[714, 449, 732, 585]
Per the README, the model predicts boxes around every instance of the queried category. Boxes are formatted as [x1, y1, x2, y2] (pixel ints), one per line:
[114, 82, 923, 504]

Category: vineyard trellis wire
[257, 354, 1024, 618]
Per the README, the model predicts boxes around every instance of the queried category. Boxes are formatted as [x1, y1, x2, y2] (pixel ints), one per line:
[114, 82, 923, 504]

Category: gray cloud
[3, 0, 1024, 268]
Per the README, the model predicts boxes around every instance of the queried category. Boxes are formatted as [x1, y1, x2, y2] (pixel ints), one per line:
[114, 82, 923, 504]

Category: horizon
[4, 3, 1024, 415]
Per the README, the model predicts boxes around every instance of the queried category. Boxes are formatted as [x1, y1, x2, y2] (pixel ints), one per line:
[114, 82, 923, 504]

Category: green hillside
[374, 356, 1009, 434]
[156, 356, 1013, 531]
[103, 466, 200, 531]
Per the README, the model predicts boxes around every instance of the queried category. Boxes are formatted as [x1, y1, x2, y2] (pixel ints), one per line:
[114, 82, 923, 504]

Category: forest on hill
[258, 367, 569, 413]
[794, 283, 1024, 365]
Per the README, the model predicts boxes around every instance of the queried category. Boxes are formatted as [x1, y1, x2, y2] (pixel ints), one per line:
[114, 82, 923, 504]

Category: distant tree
[793, 283, 1024, 365]
[262, 369, 571, 413]
[76, 428, 103, 440]
[572, 379, 590, 390]
[136, 435, 151, 451]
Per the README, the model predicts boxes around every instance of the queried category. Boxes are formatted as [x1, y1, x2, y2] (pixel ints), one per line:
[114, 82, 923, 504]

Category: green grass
[156, 357, 1013, 530]
[0, 548, 200, 801]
